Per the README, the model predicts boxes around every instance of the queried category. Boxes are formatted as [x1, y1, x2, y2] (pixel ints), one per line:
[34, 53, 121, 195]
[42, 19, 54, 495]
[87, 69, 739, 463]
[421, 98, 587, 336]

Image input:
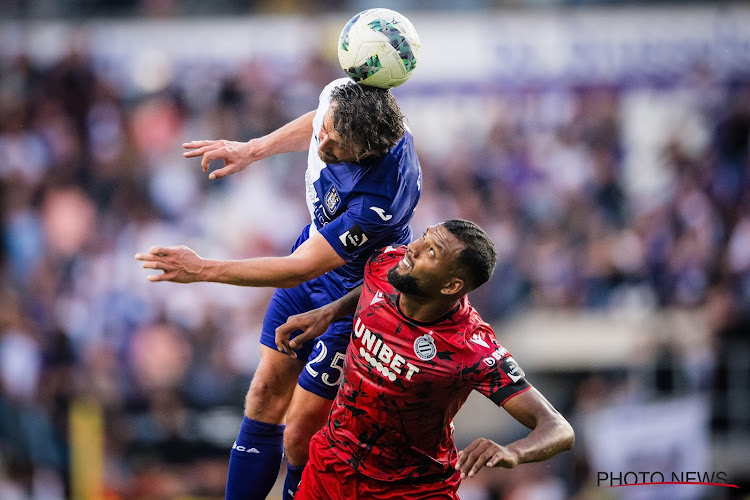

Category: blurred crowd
[1, 30, 749, 499]
[6, 0, 732, 20]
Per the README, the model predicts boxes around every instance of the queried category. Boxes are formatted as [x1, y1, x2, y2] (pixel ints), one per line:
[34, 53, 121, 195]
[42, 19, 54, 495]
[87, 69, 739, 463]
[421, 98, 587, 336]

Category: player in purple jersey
[276, 220, 575, 499]
[136, 80, 421, 500]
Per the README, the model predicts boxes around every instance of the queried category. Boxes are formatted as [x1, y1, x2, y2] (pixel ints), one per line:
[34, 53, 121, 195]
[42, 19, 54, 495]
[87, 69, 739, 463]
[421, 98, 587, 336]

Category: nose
[406, 240, 419, 257]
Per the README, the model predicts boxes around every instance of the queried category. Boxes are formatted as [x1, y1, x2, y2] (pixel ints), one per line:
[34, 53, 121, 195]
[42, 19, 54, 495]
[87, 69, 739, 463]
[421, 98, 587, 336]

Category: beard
[318, 150, 339, 164]
[387, 265, 429, 297]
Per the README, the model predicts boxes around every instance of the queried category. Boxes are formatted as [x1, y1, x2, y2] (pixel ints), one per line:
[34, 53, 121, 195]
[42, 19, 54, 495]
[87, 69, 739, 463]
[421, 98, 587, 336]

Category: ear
[441, 277, 465, 296]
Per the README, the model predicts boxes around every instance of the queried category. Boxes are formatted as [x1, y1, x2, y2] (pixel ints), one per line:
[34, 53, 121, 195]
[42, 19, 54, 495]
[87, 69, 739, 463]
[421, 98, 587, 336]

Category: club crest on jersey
[414, 334, 436, 361]
[324, 186, 341, 214]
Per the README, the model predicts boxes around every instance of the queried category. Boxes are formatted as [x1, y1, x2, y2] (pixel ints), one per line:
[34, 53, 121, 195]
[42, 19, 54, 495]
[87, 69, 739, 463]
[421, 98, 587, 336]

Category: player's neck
[399, 294, 459, 324]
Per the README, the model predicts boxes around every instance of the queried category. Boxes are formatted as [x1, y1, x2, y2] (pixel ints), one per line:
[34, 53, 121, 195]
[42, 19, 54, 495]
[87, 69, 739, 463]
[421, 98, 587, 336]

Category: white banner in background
[2, 7, 750, 85]
[583, 396, 711, 500]
[451, 8, 750, 85]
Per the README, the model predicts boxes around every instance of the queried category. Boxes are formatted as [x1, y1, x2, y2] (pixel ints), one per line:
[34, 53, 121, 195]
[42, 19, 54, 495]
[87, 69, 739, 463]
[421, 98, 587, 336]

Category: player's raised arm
[275, 285, 363, 357]
[183, 110, 316, 179]
[455, 387, 574, 479]
[135, 231, 345, 288]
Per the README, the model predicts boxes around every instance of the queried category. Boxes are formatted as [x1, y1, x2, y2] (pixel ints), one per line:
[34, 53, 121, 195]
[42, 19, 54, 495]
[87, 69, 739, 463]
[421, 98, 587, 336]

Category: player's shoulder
[366, 244, 405, 270]
[448, 307, 504, 355]
[350, 135, 419, 201]
[380, 128, 416, 165]
[361, 245, 404, 292]
[393, 127, 415, 153]
[368, 244, 405, 263]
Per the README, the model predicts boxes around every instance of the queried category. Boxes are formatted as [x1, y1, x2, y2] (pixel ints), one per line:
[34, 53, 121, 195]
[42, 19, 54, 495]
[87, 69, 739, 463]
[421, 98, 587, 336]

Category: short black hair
[442, 219, 498, 290]
[330, 82, 405, 161]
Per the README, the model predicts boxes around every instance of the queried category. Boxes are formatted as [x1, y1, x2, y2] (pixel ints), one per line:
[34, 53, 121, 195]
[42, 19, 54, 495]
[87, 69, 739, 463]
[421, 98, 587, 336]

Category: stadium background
[1, 1, 749, 499]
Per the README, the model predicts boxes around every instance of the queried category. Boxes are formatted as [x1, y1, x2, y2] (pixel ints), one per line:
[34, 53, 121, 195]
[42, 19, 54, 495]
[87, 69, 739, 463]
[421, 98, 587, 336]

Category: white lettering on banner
[354, 317, 420, 382]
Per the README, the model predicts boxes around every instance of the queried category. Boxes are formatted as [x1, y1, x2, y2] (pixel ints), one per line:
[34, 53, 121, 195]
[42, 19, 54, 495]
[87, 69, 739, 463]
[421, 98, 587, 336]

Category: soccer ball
[337, 9, 421, 89]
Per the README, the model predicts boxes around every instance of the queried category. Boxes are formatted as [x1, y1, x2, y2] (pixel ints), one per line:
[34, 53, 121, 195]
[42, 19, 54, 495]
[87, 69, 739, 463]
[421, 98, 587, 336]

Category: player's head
[317, 82, 404, 164]
[387, 219, 497, 300]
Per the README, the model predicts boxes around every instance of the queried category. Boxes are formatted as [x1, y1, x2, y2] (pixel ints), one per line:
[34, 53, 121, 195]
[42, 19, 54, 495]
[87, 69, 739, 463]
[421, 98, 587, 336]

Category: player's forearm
[200, 256, 319, 288]
[254, 110, 315, 158]
[326, 285, 363, 320]
[505, 416, 575, 465]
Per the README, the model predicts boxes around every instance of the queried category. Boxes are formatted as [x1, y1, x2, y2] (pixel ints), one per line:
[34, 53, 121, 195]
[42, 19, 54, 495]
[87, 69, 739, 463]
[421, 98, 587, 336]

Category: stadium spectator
[2, 28, 750, 498]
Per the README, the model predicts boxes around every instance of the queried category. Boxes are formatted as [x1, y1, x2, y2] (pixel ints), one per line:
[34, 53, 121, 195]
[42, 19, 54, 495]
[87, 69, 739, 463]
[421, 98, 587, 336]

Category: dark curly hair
[330, 82, 405, 161]
[442, 219, 498, 290]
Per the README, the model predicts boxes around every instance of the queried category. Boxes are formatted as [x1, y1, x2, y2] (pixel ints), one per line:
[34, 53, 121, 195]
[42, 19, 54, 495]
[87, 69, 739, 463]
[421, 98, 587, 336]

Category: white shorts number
[305, 340, 346, 387]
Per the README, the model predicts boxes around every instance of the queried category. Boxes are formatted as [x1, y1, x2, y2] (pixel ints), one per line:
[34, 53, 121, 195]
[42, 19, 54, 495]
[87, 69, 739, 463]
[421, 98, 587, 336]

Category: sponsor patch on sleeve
[487, 354, 532, 406]
[339, 224, 369, 252]
[499, 356, 525, 383]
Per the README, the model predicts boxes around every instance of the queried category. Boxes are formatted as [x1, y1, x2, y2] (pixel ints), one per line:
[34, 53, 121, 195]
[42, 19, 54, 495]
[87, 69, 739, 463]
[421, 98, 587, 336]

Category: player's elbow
[538, 412, 575, 454]
[299, 266, 327, 284]
[276, 273, 311, 288]
[556, 417, 575, 452]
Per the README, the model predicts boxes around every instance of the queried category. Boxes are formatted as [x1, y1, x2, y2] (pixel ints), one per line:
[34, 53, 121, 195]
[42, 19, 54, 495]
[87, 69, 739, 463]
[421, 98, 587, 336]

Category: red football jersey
[319, 245, 532, 483]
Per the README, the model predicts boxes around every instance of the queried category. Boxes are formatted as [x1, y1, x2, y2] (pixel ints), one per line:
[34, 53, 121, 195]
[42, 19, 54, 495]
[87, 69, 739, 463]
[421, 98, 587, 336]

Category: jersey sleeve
[470, 328, 532, 406]
[318, 194, 408, 263]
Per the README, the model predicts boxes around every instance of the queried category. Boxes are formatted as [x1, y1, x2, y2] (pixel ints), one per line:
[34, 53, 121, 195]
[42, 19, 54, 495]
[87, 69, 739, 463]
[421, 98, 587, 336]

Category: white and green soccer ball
[337, 8, 421, 89]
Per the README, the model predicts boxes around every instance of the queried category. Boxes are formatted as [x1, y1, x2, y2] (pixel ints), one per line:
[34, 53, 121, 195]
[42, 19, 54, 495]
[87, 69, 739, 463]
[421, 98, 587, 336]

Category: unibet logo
[482, 347, 509, 367]
[354, 317, 420, 382]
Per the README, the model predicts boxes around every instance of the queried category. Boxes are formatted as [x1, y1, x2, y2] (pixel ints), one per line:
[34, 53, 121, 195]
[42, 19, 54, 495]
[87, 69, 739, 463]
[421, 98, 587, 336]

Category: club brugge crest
[414, 334, 436, 361]
[325, 186, 341, 214]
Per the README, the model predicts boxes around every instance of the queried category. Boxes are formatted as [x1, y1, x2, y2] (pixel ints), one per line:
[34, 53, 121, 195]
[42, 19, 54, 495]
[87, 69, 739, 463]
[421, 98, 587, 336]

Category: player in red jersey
[275, 219, 575, 498]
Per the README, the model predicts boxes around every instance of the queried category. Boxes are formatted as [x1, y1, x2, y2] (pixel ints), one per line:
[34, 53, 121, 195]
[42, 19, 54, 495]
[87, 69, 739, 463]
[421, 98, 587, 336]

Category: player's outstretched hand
[275, 306, 336, 358]
[135, 245, 205, 283]
[456, 438, 519, 480]
[183, 139, 259, 179]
